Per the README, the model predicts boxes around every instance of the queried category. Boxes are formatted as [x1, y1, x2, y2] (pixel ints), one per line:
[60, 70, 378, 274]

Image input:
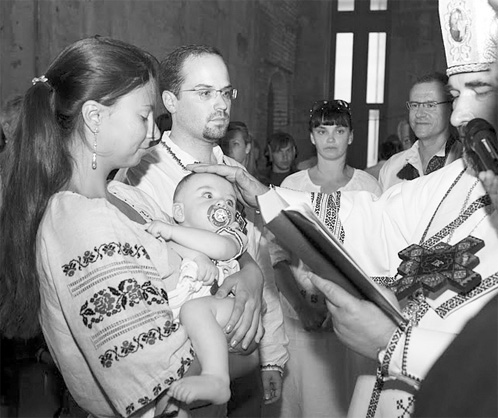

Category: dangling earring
[92, 129, 98, 170]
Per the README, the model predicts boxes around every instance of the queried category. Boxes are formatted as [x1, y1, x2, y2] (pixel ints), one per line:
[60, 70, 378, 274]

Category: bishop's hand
[187, 163, 269, 209]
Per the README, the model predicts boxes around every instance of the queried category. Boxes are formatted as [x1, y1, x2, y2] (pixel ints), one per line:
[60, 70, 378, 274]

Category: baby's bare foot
[169, 374, 230, 405]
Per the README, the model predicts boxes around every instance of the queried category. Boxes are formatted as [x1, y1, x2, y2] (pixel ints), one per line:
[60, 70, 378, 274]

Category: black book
[257, 189, 407, 327]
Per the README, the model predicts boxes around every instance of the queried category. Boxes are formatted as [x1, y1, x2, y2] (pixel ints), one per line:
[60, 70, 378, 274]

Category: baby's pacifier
[207, 204, 232, 228]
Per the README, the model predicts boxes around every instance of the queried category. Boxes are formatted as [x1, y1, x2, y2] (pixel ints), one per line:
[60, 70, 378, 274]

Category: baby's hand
[295, 303, 327, 332]
[145, 220, 174, 241]
[193, 253, 219, 285]
[261, 370, 282, 404]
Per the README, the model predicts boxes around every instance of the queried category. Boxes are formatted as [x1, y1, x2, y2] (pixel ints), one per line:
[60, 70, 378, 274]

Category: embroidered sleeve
[378, 321, 457, 387]
[38, 197, 193, 417]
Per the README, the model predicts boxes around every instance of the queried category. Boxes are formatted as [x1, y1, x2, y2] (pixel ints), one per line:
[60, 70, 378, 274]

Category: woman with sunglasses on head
[283, 100, 381, 195]
[265, 100, 381, 418]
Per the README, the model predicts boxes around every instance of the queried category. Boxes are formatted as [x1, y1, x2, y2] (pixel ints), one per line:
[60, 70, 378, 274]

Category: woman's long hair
[0, 36, 158, 339]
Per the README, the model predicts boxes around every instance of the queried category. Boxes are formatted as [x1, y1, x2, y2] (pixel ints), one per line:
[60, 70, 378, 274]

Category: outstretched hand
[310, 275, 398, 359]
[187, 163, 270, 208]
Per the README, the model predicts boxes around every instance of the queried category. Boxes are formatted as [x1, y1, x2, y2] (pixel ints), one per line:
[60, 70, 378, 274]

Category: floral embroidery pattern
[123, 349, 195, 416]
[80, 279, 169, 328]
[62, 242, 149, 277]
[100, 322, 180, 367]
[177, 354, 194, 377]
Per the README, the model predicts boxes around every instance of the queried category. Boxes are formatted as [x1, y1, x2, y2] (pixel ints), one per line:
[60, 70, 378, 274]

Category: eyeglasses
[180, 87, 238, 102]
[406, 101, 451, 111]
[310, 100, 351, 118]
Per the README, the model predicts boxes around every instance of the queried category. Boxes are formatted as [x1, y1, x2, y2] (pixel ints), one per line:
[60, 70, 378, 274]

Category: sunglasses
[310, 100, 351, 118]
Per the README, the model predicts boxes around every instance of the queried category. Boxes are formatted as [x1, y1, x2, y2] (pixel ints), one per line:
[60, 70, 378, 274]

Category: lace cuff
[260, 364, 285, 377]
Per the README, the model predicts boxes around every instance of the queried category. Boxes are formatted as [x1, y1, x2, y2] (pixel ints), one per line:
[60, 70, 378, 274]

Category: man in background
[261, 131, 297, 186]
[379, 72, 461, 191]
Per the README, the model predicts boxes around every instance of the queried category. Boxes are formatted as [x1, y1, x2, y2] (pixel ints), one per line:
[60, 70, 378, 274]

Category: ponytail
[0, 81, 72, 339]
[0, 36, 157, 339]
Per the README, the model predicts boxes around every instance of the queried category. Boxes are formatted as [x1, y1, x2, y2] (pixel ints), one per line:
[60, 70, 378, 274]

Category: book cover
[257, 189, 407, 327]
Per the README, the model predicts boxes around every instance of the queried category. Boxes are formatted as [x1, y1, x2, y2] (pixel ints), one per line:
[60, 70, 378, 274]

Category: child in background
[261, 131, 298, 186]
[146, 172, 264, 409]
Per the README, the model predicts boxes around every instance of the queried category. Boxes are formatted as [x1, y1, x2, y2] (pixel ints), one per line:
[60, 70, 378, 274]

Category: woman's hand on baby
[145, 220, 174, 241]
[193, 254, 219, 285]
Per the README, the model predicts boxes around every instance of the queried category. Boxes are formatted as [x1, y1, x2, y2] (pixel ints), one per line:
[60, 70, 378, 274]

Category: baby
[146, 172, 258, 409]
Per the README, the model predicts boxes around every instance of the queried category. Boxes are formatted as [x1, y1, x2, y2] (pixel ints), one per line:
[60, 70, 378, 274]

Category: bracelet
[260, 364, 284, 377]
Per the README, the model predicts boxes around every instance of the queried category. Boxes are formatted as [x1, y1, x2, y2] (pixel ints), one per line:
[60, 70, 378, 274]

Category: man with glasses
[116, 44, 288, 417]
[379, 72, 461, 191]
[189, 1, 498, 417]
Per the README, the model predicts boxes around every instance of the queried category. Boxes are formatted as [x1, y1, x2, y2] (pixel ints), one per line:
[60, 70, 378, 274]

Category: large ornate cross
[394, 236, 484, 300]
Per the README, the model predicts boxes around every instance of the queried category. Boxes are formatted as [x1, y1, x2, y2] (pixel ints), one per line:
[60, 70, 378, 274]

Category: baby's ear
[172, 202, 185, 223]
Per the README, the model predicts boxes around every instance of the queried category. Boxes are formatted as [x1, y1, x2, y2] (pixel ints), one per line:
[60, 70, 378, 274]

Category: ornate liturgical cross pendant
[395, 236, 484, 300]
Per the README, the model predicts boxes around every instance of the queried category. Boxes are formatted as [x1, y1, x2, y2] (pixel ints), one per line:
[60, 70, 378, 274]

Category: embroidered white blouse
[37, 182, 193, 418]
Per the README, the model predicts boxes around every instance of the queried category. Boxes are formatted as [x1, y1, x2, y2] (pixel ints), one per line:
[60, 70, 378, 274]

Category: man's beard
[203, 125, 227, 143]
[203, 113, 229, 143]
[462, 148, 480, 177]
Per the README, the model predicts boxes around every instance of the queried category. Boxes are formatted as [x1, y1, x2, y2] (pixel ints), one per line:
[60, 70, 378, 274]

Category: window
[367, 109, 380, 167]
[366, 32, 386, 104]
[337, 0, 355, 12]
[370, 0, 387, 11]
[334, 33, 354, 103]
[331, 1, 390, 168]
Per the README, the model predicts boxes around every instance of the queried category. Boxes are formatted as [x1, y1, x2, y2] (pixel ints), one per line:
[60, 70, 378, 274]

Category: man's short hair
[412, 72, 452, 101]
[266, 131, 296, 153]
[159, 45, 224, 96]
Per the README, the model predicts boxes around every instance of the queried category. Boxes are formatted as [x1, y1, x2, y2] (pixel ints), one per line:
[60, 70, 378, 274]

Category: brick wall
[1, 0, 445, 167]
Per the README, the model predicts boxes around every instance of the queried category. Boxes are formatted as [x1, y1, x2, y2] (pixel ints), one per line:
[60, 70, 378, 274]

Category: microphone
[463, 118, 498, 174]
